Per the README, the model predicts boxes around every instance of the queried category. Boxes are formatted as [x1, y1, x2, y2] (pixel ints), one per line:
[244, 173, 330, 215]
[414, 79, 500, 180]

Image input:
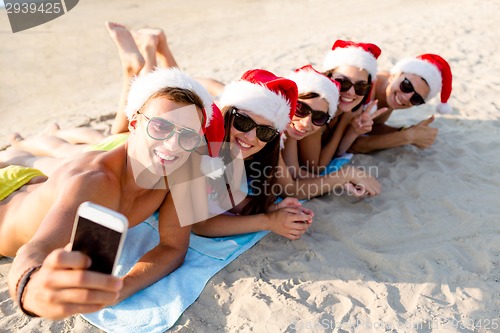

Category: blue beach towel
[275, 154, 353, 204]
[319, 153, 353, 176]
[82, 214, 268, 333]
[82, 155, 352, 332]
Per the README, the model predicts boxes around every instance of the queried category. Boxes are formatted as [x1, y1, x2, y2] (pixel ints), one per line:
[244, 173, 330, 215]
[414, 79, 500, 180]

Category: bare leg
[136, 28, 179, 68]
[105, 21, 145, 135]
[0, 149, 61, 176]
[133, 29, 159, 75]
[0, 150, 34, 169]
[10, 133, 86, 158]
[195, 77, 226, 97]
[45, 123, 105, 145]
[105, 21, 145, 77]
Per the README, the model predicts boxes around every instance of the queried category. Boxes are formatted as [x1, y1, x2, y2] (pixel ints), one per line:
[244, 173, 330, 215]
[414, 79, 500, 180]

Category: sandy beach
[1, 0, 499, 332]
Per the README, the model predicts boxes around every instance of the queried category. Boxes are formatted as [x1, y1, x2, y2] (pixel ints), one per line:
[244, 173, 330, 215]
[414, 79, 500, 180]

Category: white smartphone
[70, 201, 128, 276]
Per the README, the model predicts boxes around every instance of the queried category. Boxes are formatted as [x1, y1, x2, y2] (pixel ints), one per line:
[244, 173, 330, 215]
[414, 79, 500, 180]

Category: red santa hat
[323, 39, 381, 78]
[201, 103, 227, 179]
[287, 64, 341, 117]
[391, 54, 453, 114]
[219, 69, 298, 132]
[125, 67, 215, 128]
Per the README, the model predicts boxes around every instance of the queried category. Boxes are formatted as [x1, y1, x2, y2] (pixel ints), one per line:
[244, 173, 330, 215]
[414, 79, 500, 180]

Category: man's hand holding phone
[20, 202, 128, 319]
[21, 246, 124, 319]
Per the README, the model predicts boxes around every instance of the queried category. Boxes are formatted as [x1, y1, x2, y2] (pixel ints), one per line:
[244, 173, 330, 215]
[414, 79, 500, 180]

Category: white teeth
[294, 124, 306, 133]
[237, 138, 251, 148]
[395, 95, 403, 106]
[156, 150, 176, 161]
[341, 97, 354, 103]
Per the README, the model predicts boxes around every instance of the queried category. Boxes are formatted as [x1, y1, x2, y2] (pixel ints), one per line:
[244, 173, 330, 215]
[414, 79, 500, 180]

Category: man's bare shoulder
[46, 149, 126, 196]
[53, 150, 106, 174]
[377, 71, 390, 80]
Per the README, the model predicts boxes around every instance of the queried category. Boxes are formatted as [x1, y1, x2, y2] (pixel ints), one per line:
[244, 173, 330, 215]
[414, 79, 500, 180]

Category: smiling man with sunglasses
[3, 68, 223, 320]
[349, 53, 453, 153]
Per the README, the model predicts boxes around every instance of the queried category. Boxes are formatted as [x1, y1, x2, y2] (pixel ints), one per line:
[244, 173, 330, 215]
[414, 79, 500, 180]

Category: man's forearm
[369, 123, 400, 135]
[8, 242, 50, 300]
[119, 244, 188, 302]
[350, 131, 411, 153]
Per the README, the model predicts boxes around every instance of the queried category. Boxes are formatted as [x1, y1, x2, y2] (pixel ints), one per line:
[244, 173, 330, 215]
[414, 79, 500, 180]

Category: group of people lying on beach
[0, 22, 452, 320]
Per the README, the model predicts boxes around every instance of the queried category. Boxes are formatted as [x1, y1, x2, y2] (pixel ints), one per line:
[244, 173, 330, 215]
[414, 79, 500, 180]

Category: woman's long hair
[220, 106, 281, 215]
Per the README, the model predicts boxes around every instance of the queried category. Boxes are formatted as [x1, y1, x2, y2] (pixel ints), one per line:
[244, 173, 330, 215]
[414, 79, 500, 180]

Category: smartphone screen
[72, 216, 123, 275]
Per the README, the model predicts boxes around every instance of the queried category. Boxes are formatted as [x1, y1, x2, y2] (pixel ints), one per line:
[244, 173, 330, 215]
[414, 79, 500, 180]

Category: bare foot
[0, 149, 32, 168]
[105, 21, 145, 77]
[136, 27, 178, 68]
[9, 133, 24, 149]
[42, 122, 60, 136]
[133, 28, 160, 74]
[0, 149, 49, 182]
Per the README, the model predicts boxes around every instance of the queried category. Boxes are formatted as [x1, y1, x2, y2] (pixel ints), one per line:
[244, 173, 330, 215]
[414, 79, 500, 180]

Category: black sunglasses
[231, 108, 279, 143]
[400, 78, 426, 106]
[334, 77, 372, 96]
[295, 101, 330, 126]
[138, 111, 202, 152]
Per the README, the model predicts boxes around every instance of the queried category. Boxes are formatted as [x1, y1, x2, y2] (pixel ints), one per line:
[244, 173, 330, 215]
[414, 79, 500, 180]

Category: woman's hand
[351, 100, 389, 135]
[341, 166, 381, 198]
[265, 204, 313, 240]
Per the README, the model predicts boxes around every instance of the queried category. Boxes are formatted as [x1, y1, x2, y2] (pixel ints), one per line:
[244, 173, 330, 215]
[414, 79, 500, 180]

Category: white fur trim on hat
[391, 59, 441, 101]
[323, 47, 378, 78]
[287, 69, 339, 117]
[125, 67, 214, 126]
[219, 80, 291, 132]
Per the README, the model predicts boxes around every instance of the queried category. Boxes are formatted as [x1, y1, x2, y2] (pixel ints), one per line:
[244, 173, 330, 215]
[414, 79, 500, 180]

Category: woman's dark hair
[298, 92, 320, 100]
[220, 106, 281, 215]
[322, 69, 372, 112]
[353, 73, 372, 111]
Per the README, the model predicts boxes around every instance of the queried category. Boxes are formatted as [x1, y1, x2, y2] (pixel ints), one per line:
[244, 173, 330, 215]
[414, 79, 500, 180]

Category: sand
[1, 0, 499, 332]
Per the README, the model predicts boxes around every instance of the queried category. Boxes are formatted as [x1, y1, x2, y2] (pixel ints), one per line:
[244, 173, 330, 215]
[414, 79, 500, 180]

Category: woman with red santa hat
[192, 65, 381, 241]
[298, 39, 390, 173]
[350, 53, 453, 153]
[192, 68, 317, 240]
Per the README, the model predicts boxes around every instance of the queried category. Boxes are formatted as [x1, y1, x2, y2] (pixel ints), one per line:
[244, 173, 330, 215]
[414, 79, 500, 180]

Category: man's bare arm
[117, 191, 191, 302]
[8, 171, 123, 319]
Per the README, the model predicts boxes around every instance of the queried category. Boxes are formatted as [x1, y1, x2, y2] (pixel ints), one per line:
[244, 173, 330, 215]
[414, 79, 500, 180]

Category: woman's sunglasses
[138, 111, 202, 151]
[334, 77, 372, 96]
[295, 101, 330, 126]
[400, 78, 426, 106]
[231, 108, 279, 143]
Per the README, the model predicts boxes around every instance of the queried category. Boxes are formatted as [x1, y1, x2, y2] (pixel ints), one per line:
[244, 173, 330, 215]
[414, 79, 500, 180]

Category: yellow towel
[85, 133, 129, 152]
[0, 165, 46, 201]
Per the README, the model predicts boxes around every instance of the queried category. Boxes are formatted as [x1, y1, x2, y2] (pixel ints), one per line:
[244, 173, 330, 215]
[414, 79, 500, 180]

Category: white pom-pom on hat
[436, 102, 453, 114]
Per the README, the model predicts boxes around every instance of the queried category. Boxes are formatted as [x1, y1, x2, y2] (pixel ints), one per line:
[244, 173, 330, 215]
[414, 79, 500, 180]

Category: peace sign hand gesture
[351, 100, 389, 135]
